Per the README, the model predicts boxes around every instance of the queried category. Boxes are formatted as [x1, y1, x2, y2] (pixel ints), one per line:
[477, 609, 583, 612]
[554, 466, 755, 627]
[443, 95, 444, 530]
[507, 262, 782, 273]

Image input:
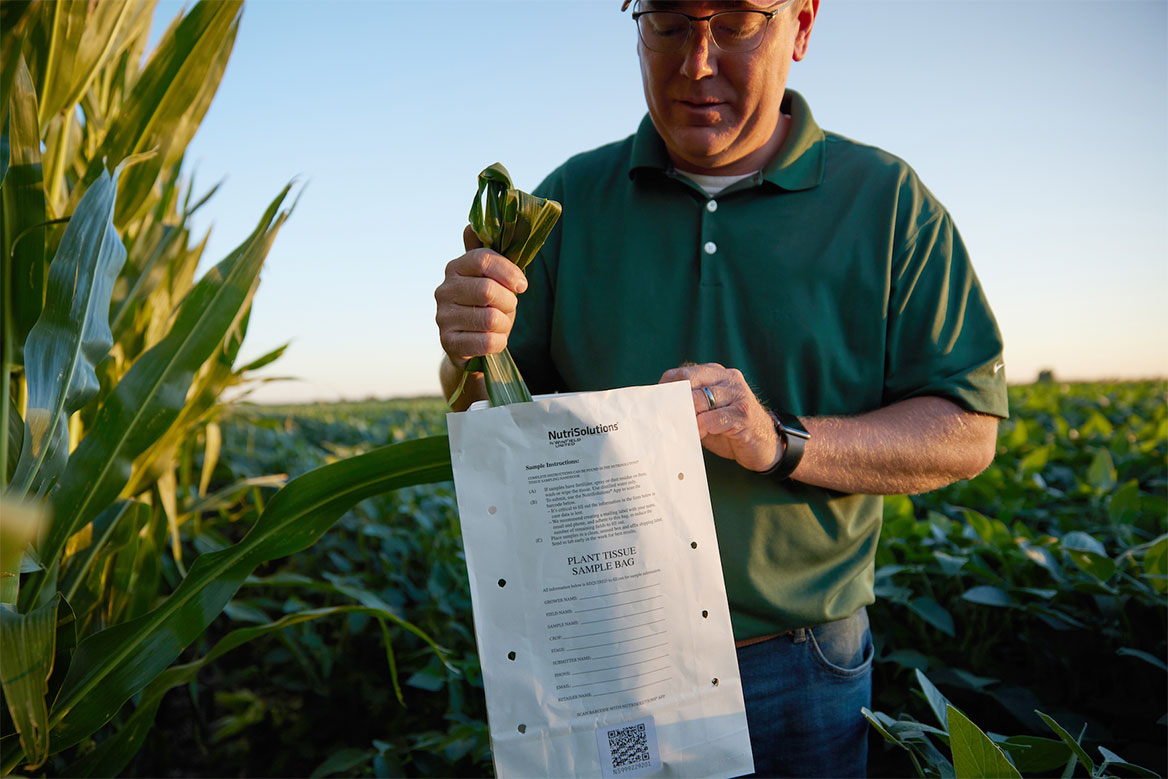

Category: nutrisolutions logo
[547, 421, 620, 448]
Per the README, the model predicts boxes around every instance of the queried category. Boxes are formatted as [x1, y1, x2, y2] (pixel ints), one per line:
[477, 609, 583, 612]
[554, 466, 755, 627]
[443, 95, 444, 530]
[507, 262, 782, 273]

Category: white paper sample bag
[447, 382, 754, 778]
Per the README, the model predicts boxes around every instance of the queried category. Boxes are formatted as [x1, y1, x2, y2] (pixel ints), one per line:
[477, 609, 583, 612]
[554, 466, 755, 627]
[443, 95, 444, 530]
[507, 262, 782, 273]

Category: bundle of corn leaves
[452, 163, 561, 407]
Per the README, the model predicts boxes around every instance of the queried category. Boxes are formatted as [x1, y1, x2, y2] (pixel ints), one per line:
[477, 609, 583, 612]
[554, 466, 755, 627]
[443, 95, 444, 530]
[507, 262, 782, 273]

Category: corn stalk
[0, 3, 457, 774]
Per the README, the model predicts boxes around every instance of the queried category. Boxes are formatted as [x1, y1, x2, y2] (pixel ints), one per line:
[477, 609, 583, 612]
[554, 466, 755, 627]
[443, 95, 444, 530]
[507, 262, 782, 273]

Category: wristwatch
[762, 410, 810, 480]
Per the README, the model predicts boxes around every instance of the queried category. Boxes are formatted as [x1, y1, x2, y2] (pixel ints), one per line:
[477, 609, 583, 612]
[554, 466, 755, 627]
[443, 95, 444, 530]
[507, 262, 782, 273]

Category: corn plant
[0, 2, 452, 774]
[450, 163, 561, 407]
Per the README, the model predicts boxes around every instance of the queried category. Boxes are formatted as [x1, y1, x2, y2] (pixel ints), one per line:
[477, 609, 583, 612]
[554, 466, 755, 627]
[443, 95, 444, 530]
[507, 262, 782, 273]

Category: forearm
[439, 355, 487, 412]
[790, 396, 999, 495]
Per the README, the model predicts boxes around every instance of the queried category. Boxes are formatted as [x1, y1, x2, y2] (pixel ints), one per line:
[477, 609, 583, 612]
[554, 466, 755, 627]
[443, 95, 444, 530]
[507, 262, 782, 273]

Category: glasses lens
[710, 11, 770, 52]
[637, 12, 690, 53]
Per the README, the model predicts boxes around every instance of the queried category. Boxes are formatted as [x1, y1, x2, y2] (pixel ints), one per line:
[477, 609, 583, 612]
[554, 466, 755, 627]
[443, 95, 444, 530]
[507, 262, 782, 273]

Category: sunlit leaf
[1085, 447, 1117, 491]
[36, 0, 133, 133]
[22, 185, 292, 609]
[9, 160, 138, 498]
[947, 705, 1021, 779]
[1143, 535, 1167, 594]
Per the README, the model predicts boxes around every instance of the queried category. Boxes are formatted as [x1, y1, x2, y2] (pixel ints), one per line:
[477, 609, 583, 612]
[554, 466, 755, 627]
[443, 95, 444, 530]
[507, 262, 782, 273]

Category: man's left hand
[660, 363, 780, 473]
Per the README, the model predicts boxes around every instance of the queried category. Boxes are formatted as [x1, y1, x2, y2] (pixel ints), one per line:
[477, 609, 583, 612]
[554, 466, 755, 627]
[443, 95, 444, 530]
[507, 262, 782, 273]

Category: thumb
[463, 224, 483, 252]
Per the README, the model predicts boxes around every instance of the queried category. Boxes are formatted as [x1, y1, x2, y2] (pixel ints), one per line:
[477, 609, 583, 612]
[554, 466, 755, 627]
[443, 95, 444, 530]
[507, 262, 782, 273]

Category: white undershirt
[673, 169, 758, 196]
[672, 112, 791, 196]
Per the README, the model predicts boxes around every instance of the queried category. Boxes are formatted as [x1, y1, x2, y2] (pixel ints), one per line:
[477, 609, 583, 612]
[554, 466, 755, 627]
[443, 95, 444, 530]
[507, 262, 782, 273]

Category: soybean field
[115, 380, 1165, 778]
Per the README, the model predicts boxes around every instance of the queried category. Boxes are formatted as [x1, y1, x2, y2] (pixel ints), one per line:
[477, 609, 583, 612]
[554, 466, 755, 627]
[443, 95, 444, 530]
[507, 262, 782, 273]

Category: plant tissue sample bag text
[447, 382, 753, 778]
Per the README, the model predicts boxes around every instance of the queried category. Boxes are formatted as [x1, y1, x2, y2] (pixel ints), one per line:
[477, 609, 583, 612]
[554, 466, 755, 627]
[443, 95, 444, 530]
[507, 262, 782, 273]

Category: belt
[734, 629, 801, 649]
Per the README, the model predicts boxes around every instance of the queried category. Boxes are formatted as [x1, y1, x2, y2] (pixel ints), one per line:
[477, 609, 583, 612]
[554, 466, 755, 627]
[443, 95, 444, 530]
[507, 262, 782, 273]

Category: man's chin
[666, 128, 734, 164]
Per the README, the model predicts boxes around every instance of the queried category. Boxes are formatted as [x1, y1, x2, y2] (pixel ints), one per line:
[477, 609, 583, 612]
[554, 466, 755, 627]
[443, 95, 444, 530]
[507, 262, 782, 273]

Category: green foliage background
[125, 380, 1165, 778]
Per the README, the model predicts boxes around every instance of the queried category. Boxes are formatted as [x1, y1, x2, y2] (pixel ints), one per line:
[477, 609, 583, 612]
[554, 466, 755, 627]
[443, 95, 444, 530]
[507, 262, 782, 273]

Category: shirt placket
[699, 196, 722, 288]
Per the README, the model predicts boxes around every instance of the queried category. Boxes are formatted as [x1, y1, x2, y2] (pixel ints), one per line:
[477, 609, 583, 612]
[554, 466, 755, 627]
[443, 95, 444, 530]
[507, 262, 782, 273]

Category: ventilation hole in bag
[518, 724, 527, 734]
[498, 579, 507, 588]
[677, 472, 685, 480]
[507, 651, 516, 661]
[690, 541, 698, 549]
[701, 610, 709, 619]
[488, 506, 497, 515]
[711, 678, 719, 687]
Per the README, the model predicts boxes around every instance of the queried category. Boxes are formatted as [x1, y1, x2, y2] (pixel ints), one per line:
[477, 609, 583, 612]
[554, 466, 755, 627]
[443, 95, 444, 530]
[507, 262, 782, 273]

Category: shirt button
[703, 241, 717, 255]
[706, 200, 718, 212]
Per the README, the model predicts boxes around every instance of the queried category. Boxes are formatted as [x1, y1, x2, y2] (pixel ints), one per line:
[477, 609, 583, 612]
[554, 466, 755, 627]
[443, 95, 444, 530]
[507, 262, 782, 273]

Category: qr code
[597, 715, 659, 777]
[607, 723, 650, 769]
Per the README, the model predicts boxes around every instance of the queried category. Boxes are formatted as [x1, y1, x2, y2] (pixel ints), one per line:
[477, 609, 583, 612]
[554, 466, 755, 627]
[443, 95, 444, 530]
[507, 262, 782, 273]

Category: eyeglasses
[631, 3, 794, 54]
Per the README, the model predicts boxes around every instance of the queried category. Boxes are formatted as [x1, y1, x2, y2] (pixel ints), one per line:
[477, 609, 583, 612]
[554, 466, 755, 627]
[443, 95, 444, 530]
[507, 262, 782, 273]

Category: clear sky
[148, 0, 1167, 403]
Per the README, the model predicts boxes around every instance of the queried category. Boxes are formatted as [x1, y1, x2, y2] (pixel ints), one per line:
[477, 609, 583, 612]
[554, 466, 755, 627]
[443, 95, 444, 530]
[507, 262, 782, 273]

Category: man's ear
[792, 0, 820, 62]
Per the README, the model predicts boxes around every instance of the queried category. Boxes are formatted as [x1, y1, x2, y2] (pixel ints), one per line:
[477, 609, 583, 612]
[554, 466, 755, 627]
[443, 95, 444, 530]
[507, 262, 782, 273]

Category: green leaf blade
[0, 599, 59, 769]
[1, 54, 47, 366]
[462, 163, 561, 407]
[47, 435, 452, 752]
[11, 167, 126, 497]
[947, 704, 1022, 779]
[25, 186, 291, 607]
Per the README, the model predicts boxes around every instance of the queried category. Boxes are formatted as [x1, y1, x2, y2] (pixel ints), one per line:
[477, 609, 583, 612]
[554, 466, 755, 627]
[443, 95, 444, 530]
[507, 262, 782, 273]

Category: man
[435, 1, 1007, 775]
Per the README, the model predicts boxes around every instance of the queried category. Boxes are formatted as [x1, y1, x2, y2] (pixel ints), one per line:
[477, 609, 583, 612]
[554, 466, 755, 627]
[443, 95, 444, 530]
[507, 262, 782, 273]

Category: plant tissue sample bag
[447, 382, 753, 778]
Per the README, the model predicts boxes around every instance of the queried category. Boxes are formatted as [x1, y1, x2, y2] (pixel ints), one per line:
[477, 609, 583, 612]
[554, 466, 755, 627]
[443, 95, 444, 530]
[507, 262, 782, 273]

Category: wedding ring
[701, 386, 716, 411]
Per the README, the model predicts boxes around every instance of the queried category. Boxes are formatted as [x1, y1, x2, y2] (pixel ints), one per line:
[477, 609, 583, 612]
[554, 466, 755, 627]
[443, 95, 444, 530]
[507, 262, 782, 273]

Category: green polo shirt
[509, 90, 1008, 639]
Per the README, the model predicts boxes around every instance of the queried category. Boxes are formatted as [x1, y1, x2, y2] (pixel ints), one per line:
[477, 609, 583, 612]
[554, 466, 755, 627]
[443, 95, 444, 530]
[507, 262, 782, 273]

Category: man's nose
[679, 21, 716, 79]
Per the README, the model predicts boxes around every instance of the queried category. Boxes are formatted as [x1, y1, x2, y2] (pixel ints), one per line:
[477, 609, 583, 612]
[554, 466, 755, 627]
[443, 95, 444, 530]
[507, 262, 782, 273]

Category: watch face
[776, 412, 810, 440]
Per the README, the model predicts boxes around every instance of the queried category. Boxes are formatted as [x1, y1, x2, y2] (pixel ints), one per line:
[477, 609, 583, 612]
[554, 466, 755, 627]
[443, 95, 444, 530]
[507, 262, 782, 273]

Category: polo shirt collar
[628, 89, 826, 192]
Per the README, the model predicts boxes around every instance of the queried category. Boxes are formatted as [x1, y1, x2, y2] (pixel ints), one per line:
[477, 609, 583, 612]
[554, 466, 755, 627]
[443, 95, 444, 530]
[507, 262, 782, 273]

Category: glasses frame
[631, 3, 794, 54]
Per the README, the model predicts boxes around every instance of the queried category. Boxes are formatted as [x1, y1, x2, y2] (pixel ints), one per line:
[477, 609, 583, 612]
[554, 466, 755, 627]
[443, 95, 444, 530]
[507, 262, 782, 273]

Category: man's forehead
[632, 0, 787, 10]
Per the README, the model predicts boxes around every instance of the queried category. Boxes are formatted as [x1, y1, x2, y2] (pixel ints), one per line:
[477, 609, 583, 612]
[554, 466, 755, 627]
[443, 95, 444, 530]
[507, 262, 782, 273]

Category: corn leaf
[0, 597, 58, 769]
[64, 603, 439, 778]
[1, 54, 47, 368]
[0, 0, 36, 137]
[78, 0, 241, 227]
[462, 163, 561, 407]
[20, 185, 293, 610]
[9, 160, 132, 499]
[5, 397, 22, 484]
[36, 0, 133, 134]
[1, 115, 8, 188]
[58, 500, 148, 608]
[44, 435, 453, 753]
[198, 421, 221, 498]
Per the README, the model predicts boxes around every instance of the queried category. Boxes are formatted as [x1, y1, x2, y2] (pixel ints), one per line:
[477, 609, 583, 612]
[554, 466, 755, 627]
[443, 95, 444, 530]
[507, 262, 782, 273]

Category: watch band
[762, 410, 810, 480]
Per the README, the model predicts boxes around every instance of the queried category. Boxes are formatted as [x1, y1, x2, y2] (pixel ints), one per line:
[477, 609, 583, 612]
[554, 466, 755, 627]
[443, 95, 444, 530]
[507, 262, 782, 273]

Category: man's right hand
[435, 225, 528, 378]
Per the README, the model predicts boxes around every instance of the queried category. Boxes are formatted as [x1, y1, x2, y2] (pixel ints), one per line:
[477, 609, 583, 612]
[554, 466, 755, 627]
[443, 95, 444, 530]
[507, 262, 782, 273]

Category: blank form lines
[562, 618, 666, 640]
[573, 594, 662, 614]
[568, 630, 668, 651]
[578, 606, 664, 625]
[590, 642, 669, 660]
[570, 666, 671, 689]
[591, 678, 672, 697]
[570, 654, 670, 676]
[577, 582, 661, 601]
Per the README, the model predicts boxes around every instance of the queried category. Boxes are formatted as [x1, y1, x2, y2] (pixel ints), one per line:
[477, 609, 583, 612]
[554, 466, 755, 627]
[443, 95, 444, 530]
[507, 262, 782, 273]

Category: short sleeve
[883, 211, 1009, 418]
[508, 170, 567, 395]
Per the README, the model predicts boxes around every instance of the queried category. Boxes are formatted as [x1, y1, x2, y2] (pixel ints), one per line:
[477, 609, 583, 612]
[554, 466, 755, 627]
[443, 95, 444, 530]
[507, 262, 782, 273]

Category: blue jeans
[737, 607, 873, 778]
